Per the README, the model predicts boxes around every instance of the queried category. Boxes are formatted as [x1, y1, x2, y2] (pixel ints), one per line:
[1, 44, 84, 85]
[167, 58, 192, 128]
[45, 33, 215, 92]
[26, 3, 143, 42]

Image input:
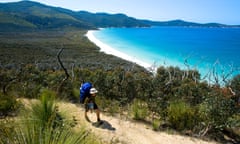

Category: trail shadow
[92, 120, 116, 131]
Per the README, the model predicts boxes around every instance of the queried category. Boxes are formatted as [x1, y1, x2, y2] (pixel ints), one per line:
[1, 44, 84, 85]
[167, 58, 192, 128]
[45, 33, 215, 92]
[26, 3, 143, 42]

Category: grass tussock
[0, 89, 101, 144]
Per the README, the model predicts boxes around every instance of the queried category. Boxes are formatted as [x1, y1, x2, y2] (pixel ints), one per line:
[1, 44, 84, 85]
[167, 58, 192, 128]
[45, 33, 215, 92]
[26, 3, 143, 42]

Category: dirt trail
[58, 102, 218, 144]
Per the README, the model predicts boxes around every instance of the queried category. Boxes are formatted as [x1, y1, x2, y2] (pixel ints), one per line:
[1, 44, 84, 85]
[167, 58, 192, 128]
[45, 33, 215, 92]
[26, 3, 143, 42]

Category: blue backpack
[80, 82, 92, 104]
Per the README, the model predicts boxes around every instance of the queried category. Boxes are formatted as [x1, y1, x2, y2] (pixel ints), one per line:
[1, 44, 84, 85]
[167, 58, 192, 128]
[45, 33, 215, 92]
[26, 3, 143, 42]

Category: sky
[1, 0, 240, 25]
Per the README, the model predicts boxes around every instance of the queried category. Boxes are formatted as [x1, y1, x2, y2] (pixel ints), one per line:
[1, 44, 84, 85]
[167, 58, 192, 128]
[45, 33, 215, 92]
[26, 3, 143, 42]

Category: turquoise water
[93, 27, 240, 80]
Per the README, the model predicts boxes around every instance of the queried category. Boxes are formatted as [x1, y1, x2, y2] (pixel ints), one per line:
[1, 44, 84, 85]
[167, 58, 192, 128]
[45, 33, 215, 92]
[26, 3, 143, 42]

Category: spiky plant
[0, 89, 100, 144]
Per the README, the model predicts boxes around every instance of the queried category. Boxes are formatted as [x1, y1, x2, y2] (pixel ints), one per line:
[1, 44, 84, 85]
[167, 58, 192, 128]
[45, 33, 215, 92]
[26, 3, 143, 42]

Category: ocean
[89, 26, 240, 82]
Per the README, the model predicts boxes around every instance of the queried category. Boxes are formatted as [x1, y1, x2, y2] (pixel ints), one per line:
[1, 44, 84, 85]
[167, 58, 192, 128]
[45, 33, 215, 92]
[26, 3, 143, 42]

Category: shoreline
[85, 30, 153, 71]
[85, 29, 239, 83]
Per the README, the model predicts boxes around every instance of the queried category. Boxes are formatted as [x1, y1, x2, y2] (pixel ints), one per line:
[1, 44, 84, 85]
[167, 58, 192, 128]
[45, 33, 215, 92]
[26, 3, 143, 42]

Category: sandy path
[58, 102, 218, 144]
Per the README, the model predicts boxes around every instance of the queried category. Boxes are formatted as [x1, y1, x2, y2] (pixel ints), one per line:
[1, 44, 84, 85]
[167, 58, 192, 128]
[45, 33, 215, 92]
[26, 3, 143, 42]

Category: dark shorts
[85, 102, 98, 111]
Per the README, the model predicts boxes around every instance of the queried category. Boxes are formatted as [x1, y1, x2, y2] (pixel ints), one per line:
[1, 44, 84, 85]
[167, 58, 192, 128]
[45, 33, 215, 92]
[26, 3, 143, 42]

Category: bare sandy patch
[58, 102, 218, 144]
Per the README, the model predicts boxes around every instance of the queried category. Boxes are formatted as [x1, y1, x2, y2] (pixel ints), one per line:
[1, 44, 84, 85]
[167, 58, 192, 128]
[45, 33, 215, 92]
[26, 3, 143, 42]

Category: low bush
[131, 99, 148, 120]
[197, 92, 237, 136]
[0, 93, 20, 117]
[166, 100, 197, 131]
[152, 118, 161, 131]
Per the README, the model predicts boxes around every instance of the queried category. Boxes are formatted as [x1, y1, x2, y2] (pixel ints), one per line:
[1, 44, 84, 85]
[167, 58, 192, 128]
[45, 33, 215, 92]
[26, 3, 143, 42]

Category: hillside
[142, 19, 240, 27]
[0, 1, 148, 31]
[0, 1, 94, 31]
[0, 30, 147, 72]
[1, 1, 239, 32]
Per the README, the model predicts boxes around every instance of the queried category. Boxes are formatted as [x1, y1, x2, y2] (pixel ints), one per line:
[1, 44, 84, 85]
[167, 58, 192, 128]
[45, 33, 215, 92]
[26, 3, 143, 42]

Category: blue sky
[1, 0, 240, 25]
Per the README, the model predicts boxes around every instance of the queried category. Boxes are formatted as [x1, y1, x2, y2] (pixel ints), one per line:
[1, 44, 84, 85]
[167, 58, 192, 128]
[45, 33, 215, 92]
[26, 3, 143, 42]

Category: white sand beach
[86, 30, 153, 70]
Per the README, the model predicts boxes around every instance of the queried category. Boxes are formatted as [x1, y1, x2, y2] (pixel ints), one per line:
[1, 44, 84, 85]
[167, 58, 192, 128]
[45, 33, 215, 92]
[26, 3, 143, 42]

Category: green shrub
[131, 99, 148, 120]
[0, 93, 20, 117]
[98, 98, 120, 116]
[228, 114, 240, 128]
[71, 87, 80, 103]
[152, 119, 161, 131]
[227, 114, 240, 138]
[166, 100, 196, 131]
[200, 93, 236, 131]
[0, 110, 98, 144]
[0, 121, 92, 144]
[28, 89, 59, 129]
